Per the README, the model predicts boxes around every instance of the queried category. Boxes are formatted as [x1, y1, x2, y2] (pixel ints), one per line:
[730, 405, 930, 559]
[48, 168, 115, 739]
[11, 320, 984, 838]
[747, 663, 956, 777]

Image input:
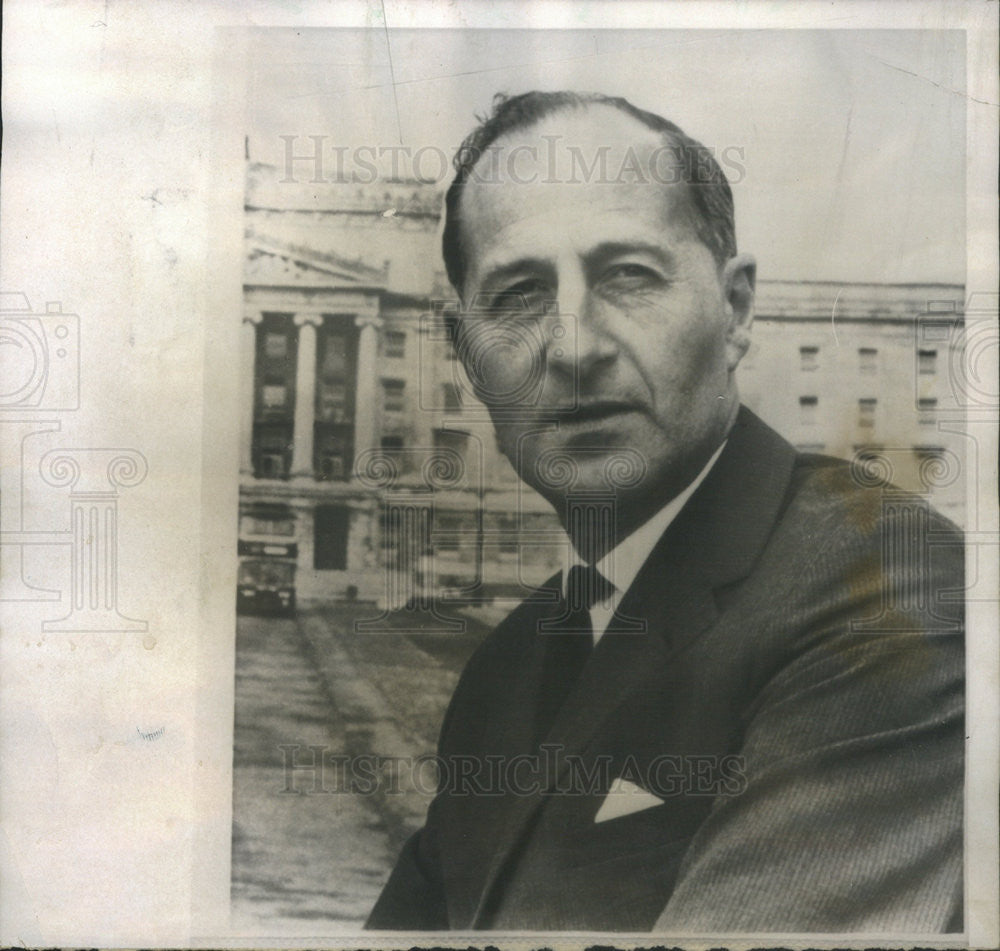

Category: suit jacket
[366, 407, 965, 933]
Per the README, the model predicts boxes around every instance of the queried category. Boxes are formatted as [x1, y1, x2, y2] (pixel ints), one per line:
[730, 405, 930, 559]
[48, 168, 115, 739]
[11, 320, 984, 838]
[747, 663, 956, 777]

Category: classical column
[353, 313, 383, 468]
[848, 451, 962, 634]
[38, 448, 148, 632]
[534, 448, 648, 634]
[240, 312, 262, 475]
[291, 313, 323, 477]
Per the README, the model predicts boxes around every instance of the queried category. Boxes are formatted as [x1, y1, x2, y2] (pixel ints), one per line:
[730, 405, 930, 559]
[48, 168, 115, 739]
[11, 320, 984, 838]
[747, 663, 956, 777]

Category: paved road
[231, 602, 487, 935]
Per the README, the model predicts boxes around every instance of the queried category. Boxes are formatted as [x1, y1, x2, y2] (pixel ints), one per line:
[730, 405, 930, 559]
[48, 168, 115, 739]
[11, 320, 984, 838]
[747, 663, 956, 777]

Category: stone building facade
[239, 163, 965, 608]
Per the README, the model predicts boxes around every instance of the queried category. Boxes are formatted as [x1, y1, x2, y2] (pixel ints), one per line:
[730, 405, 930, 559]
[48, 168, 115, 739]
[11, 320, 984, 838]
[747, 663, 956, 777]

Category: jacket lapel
[550, 559, 718, 753]
[465, 407, 798, 928]
[481, 579, 563, 759]
[552, 406, 799, 753]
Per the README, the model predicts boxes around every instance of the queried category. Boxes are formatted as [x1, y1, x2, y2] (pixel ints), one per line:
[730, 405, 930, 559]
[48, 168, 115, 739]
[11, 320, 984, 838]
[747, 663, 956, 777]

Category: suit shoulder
[466, 581, 556, 662]
[786, 451, 963, 540]
[447, 578, 558, 693]
[434, 581, 555, 752]
[761, 450, 964, 636]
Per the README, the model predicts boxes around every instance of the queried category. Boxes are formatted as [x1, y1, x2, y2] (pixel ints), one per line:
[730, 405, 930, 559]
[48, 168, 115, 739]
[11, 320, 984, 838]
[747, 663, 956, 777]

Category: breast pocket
[565, 792, 710, 869]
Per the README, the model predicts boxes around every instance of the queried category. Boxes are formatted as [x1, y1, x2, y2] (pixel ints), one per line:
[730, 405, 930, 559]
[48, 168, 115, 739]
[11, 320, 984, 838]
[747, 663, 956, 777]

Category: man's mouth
[550, 401, 639, 426]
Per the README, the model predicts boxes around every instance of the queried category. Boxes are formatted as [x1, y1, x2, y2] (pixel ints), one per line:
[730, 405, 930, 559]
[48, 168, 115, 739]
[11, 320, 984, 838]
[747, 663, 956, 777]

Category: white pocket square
[594, 777, 665, 824]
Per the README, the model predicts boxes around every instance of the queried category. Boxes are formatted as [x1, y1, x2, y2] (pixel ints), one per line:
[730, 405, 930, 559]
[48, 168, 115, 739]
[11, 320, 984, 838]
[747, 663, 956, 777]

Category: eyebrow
[475, 241, 679, 292]
[584, 241, 679, 271]
[476, 258, 550, 293]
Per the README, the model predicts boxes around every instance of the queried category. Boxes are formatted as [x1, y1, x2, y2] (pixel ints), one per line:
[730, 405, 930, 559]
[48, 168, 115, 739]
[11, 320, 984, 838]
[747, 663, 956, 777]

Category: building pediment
[245, 232, 387, 290]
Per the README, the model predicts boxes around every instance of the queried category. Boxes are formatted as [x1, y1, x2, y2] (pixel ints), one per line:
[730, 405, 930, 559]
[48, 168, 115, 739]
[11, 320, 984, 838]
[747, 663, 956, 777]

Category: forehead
[459, 106, 698, 273]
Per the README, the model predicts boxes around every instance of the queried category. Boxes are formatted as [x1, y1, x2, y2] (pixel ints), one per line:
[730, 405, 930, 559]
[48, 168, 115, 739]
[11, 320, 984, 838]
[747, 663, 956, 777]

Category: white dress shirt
[561, 441, 726, 643]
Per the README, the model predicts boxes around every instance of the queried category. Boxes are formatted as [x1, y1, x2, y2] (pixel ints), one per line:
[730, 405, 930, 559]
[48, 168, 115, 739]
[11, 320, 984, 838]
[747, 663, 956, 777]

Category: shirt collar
[561, 440, 727, 601]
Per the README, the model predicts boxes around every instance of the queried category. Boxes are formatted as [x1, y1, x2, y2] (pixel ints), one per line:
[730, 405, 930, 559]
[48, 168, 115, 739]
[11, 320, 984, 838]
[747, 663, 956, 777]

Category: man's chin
[524, 442, 651, 497]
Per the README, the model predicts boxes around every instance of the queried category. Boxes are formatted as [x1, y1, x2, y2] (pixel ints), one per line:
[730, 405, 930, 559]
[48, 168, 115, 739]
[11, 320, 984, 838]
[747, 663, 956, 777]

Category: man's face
[455, 107, 755, 530]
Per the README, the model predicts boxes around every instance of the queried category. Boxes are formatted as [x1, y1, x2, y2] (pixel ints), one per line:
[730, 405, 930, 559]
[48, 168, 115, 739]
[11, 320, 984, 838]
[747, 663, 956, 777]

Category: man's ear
[721, 253, 755, 370]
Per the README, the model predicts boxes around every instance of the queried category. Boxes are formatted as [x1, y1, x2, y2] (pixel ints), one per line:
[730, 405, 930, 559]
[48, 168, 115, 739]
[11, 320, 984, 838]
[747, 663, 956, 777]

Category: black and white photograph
[1, 3, 997, 948]
[230, 23, 978, 940]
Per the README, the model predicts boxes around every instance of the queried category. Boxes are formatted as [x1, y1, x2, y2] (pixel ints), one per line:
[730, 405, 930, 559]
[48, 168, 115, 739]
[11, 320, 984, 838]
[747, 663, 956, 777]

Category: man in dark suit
[366, 91, 964, 933]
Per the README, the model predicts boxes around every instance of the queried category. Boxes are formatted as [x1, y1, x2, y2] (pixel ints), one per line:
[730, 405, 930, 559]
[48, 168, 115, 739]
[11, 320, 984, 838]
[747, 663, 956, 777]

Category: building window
[922, 321, 952, 342]
[433, 429, 469, 470]
[918, 349, 937, 375]
[799, 396, 818, 424]
[442, 382, 462, 411]
[799, 346, 819, 371]
[240, 512, 295, 537]
[263, 331, 288, 360]
[319, 333, 348, 376]
[258, 454, 285, 479]
[382, 378, 406, 414]
[318, 382, 348, 423]
[433, 511, 462, 554]
[316, 328, 355, 425]
[433, 510, 475, 556]
[255, 314, 297, 422]
[253, 423, 291, 479]
[240, 503, 295, 538]
[492, 513, 520, 554]
[314, 427, 352, 482]
[858, 347, 877, 375]
[858, 398, 876, 428]
[914, 445, 946, 465]
[383, 330, 406, 358]
[261, 384, 287, 408]
[918, 397, 938, 424]
[378, 436, 408, 471]
[317, 454, 345, 480]
[854, 445, 886, 475]
[314, 505, 349, 571]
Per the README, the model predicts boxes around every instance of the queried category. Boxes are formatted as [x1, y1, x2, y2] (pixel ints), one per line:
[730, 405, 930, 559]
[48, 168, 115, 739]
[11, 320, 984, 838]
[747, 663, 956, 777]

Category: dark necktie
[535, 564, 614, 744]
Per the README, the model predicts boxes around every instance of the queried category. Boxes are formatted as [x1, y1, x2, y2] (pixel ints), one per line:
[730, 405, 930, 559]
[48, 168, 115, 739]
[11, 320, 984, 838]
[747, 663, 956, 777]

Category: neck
[543, 403, 740, 563]
[563, 495, 654, 564]
[560, 428, 735, 563]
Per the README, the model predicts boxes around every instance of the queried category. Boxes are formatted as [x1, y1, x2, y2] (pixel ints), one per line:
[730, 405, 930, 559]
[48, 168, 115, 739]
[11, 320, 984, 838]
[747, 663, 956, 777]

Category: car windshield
[239, 559, 294, 586]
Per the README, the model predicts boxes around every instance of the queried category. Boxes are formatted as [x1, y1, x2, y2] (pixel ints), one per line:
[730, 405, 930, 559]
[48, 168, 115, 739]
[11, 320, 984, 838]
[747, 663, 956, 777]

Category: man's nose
[547, 282, 618, 378]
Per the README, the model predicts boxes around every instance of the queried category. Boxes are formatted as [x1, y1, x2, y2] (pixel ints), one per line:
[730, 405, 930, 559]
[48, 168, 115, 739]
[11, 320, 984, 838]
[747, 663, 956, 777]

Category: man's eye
[488, 281, 550, 315]
[603, 263, 658, 283]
